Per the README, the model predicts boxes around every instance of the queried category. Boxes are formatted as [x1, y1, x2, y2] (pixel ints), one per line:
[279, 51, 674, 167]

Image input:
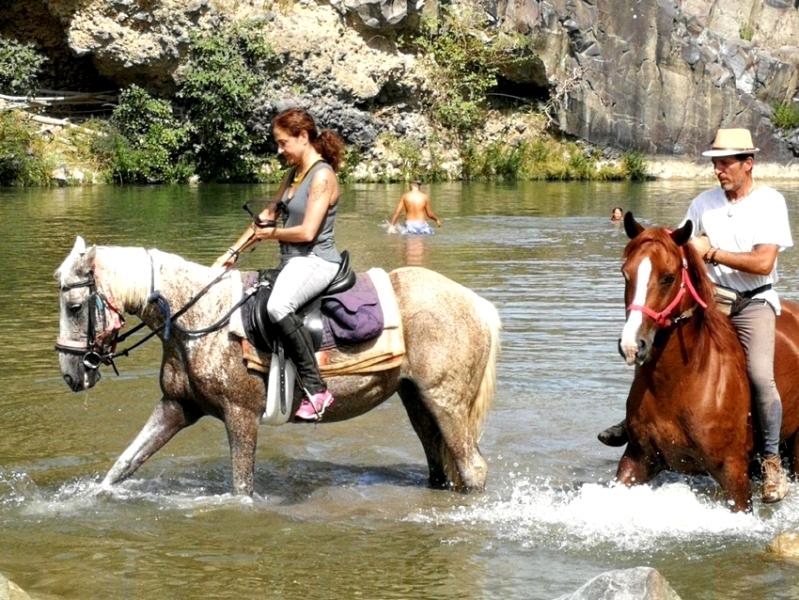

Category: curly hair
[271, 108, 346, 172]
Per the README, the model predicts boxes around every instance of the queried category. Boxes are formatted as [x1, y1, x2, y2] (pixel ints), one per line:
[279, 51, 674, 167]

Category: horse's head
[54, 237, 126, 391]
[618, 212, 711, 365]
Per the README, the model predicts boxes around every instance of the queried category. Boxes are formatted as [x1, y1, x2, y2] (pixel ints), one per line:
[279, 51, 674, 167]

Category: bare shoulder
[311, 167, 337, 185]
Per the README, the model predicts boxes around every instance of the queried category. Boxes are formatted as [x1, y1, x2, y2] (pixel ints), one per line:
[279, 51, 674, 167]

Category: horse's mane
[55, 244, 156, 312]
[94, 246, 153, 310]
[624, 227, 740, 362]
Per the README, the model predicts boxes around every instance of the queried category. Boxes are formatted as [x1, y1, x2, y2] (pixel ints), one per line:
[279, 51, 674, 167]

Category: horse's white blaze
[620, 257, 652, 365]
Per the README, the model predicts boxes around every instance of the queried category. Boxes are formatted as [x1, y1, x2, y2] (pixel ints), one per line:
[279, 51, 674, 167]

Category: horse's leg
[103, 397, 199, 486]
[391, 269, 497, 492]
[784, 432, 799, 479]
[713, 457, 752, 512]
[397, 380, 448, 489]
[222, 403, 260, 496]
[405, 381, 488, 493]
[615, 446, 655, 487]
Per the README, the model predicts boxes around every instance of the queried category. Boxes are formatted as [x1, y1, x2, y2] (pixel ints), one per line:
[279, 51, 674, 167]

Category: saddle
[240, 253, 404, 426]
[248, 250, 358, 353]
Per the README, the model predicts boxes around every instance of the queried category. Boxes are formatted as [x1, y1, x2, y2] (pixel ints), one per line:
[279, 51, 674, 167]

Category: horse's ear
[624, 211, 645, 239]
[72, 236, 86, 255]
[671, 220, 693, 246]
[72, 242, 97, 273]
[84, 245, 97, 267]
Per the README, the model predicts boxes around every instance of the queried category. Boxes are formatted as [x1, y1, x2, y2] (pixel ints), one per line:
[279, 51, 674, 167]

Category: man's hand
[689, 234, 711, 256]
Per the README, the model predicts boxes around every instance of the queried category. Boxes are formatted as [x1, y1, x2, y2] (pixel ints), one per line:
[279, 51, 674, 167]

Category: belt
[740, 284, 772, 299]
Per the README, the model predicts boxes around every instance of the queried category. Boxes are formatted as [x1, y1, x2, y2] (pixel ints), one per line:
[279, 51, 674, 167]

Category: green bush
[739, 22, 754, 42]
[621, 151, 648, 181]
[408, 7, 536, 135]
[0, 37, 46, 96]
[772, 100, 799, 131]
[91, 85, 192, 184]
[177, 22, 273, 182]
[480, 140, 525, 180]
[0, 111, 50, 186]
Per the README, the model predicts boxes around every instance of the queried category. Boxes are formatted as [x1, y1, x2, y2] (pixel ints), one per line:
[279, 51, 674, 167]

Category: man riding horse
[601, 128, 794, 504]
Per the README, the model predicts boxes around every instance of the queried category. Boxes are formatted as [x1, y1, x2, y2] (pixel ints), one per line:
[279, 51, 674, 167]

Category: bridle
[626, 246, 707, 328]
[54, 269, 126, 372]
[55, 249, 257, 374]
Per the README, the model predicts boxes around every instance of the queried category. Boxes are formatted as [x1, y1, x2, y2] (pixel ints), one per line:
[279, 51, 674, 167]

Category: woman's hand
[251, 225, 276, 241]
[213, 248, 239, 269]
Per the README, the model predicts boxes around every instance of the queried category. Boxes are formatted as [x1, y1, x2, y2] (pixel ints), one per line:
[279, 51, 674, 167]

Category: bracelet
[227, 247, 240, 259]
[704, 247, 718, 266]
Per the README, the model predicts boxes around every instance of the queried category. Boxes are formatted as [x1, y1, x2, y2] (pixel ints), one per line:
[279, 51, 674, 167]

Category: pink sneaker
[294, 390, 334, 421]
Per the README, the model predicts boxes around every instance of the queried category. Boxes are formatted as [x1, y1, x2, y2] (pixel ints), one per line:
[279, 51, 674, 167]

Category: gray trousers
[731, 300, 782, 456]
[267, 255, 339, 323]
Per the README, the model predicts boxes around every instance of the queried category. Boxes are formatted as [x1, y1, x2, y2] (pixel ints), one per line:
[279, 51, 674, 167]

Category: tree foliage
[408, 6, 536, 135]
[0, 37, 46, 96]
[91, 85, 192, 184]
[0, 111, 49, 186]
[177, 22, 274, 182]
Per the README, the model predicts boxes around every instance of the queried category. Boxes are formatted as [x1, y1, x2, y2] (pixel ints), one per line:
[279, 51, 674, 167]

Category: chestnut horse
[54, 237, 500, 496]
[616, 213, 799, 511]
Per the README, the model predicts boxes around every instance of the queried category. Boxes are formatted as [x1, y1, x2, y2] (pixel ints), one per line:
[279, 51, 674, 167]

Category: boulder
[766, 530, 799, 558]
[554, 567, 683, 600]
[0, 572, 32, 600]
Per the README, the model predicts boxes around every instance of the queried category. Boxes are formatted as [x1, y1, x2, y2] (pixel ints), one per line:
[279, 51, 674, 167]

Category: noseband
[626, 247, 707, 328]
[54, 270, 125, 371]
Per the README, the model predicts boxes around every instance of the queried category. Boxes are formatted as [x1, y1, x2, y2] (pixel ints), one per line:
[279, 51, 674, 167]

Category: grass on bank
[0, 106, 650, 186]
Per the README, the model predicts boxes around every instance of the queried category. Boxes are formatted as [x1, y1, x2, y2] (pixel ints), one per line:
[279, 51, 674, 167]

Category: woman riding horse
[214, 108, 345, 422]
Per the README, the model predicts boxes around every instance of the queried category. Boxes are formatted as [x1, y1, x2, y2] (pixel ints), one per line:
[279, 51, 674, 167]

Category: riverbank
[5, 106, 799, 186]
[648, 157, 799, 180]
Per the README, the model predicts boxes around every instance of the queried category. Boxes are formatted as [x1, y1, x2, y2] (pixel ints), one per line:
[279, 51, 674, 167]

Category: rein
[626, 246, 708, 328]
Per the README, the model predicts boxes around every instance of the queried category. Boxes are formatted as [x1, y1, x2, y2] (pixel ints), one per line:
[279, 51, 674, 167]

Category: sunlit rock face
[2, 0, 798, 158]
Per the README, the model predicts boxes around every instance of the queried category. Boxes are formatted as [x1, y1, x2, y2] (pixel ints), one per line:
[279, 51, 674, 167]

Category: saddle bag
[713, 285, 739, 316]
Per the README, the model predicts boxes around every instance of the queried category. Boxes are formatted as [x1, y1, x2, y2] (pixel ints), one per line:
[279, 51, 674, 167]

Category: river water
[2, 178, 799, 599]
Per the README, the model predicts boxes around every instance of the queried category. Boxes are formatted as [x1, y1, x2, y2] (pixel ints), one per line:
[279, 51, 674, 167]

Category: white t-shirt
[682, 184, 793, 314]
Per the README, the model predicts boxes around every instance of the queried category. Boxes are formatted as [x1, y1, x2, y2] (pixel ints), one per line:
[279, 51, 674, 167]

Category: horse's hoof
[598, 422, 629, 447]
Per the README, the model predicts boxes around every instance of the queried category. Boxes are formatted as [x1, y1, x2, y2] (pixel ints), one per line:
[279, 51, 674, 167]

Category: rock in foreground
[554, 566, 683, 600]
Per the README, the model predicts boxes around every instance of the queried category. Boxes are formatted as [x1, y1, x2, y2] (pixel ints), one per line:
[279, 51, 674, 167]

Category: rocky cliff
[2, 0, 798, 163]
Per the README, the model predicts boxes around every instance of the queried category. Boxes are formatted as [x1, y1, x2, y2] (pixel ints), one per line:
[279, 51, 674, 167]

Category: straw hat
[702, 128, 760, 157]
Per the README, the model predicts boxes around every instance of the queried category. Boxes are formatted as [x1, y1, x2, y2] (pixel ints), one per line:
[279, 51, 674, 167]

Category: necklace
[291, 159, 324, 186]
[727, 180, 756, 205]
[727, 181, 756, 217]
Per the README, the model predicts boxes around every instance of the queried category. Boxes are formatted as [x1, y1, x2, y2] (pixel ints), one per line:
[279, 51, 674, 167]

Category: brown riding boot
[597, 420, 629, 447]
[762, 454, 788, 504]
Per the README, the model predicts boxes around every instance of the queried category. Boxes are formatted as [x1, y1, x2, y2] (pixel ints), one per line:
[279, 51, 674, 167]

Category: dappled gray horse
[55, 237, 500, 495]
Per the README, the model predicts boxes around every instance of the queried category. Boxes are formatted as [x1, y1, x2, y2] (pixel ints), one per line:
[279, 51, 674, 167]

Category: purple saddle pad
[321, 273, 384, 349]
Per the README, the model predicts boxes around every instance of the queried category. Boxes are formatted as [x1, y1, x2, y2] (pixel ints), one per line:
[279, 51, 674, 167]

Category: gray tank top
[278, 161, 341, 266]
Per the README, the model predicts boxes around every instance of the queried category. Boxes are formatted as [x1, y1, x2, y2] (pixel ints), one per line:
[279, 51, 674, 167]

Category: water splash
[409, 477, 799, 554]
[0, 469, 43, 508]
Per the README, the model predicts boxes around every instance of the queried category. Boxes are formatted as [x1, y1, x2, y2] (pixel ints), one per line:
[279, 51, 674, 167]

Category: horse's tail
[443, 293, 501, 489]
[469, 294, 501, 440]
